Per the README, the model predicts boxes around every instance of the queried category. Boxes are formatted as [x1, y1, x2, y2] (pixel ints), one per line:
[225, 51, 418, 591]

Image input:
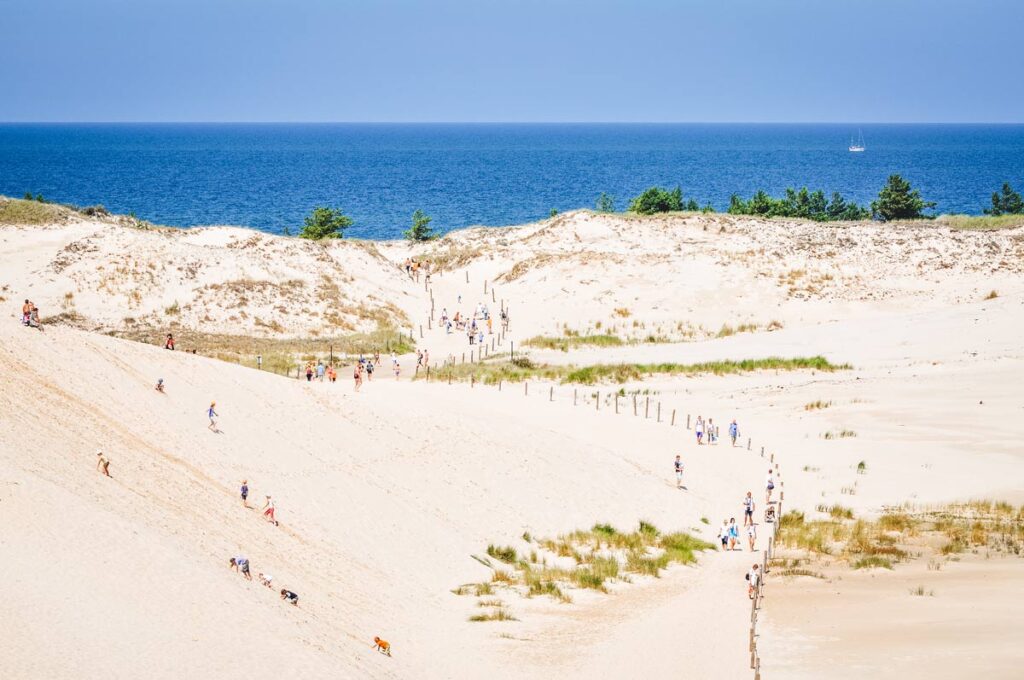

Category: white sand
[1, 208, 1023, 678]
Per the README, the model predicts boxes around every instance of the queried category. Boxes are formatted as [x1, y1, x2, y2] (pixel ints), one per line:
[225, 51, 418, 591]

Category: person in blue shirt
[729, 420, 739, 447]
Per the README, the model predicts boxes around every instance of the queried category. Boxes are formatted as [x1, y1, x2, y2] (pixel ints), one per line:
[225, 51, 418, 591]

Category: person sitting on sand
[258, 572, 273, 588]
[764, 506, 777, 524]
[96, 450, 111, 477]
[262, 495, 278, 525]
[229, 556, 252, 580]
[280, 589, 298, 606]
[155, 378, 165, 393]
[165, 333, 175, 350]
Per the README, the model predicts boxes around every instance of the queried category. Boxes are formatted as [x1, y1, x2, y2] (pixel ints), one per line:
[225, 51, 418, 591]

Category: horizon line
[3, 120, 1024, 126]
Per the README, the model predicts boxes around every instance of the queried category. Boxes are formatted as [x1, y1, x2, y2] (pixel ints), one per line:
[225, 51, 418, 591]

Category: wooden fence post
[686, 414, 691, 429]
[498, 380, 502, 391]
[645, 397, 649, 419]
[549, 386, 553, 402]
[615, 393, 619, 414]
[657, 402, 661, 422]
[465, 271, 469, 283]
[525, 381, 528, 396]
[574, 388, 578, 406]
[671, 409, 676, 426]
[632, 394, 637, 416]
[748, 437, 751, 450]
[595, 391, 600, 411]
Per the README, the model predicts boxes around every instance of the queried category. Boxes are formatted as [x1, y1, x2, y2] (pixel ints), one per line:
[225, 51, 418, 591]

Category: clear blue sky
[2, 0, 1022, 122]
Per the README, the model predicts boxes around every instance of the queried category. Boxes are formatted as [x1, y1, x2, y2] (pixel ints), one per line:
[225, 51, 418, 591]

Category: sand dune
[2, 206, 1023, 678]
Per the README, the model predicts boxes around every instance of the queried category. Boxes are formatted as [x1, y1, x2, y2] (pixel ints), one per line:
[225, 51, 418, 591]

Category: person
[28, 302, 41, 329]
[165, 333, 175, 350]
[695, 416, 705, 445]
[280, 589, 299, 606]
[262, 495, 278, 525]
[96, 451, 111, 477]
[416, 350, 423, 367]
[718, 520, 730, 551]
[743, 492, 755, 526]
[229, 556, 252, 580]
[354, 363, 363, 391]
[22, 299, 31, 325]
[765, 469, 775, 504]
[747, 523, 757, 552]
[729, 419, 739, 447]
[316, 362, 325, 382]
[673, 455, 684, 489]
[393, 361, 400, 380]
[747, 564, 761, 599]
[258, 572, 273, 588]
[155, 378, 165, 393]
[707, 418, 716, 444]
[728, 518, 739, 550]
[240, 480, 249, 507]
[207, 402, 219, 432]
[423, 349, 430, 367]
[365, 360, 374, 381]
[305, 364, 314, 382]
[374, 352, 381, 366]
[765, 506, 777, 524]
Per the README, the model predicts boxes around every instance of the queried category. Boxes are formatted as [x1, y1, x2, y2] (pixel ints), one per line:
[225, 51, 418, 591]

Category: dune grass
[462, 522, 713, 612]
[804, 400, 832, 411]
[523, 332, 624, 352]
[469, 608, 518, 622]
[0, 197, 70, 225]
[424, 355, 850, 386]
[778, 501, 1024, 570]
[935, 214, 1024, 231]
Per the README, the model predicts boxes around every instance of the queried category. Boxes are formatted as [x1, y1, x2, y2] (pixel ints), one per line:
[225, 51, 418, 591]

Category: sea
[1, 123, 1022, 239]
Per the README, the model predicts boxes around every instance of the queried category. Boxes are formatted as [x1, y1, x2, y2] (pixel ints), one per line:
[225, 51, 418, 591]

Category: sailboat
[848, 129, 866, 153]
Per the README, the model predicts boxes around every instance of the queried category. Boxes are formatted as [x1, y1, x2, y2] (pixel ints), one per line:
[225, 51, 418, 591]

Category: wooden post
[748, 437, 751, 450]
[761, 446, 765, 457]
[484, 280, 488, 294]
[419, 324, 423, 338]
[671, 409, 676, 426]
[471, 375, 475, 388]
[498, 380, 502, 391]
[632, 394, 637, 416]
[462, 352, 465, 364]
[549, 386, 553, 402]
[574, 388, 578, 406]
[615, 393, 619, 414]
[595, 391, 600, 411]
[657, 402, 661, 422]
[686, 414, 691, 429]
[492, 289, 496, 303]
[525, 381, 528, 396]
[770, 453, 774, 463]
[465, 271, 469, 283]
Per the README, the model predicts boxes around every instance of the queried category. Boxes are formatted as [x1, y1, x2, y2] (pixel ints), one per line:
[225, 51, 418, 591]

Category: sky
[2, 0, 1022, 123]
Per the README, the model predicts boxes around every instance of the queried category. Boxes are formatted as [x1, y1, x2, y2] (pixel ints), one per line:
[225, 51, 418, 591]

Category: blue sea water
[1, 123, 1022, 239]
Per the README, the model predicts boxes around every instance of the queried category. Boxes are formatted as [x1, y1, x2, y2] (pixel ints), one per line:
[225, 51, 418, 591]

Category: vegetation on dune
[0, 196, 70, 225]
[458, 522, 714, 616]
[984, 182, 1024, 216]
[933, 213, 1024, 230]
[522, 332, 624, 352]
[300, 206, 353, 239]
[728, 187, 869, 222]
[420, 355, 850, 385]
[871, 174, 936, 221]
[595, 192, 616, 213]
[777, 501, 1024, 570]
[404, 209, 436, 241]
[629, 186, 701, 214]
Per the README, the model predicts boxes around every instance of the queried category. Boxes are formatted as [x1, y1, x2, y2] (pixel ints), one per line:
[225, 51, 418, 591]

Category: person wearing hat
[96, 451, 111, 477]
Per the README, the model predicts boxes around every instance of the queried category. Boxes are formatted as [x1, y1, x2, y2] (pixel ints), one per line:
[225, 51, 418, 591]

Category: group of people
[305, 361, 339, 383]
[20, 299, 41, 329]
[694, 416, 741, 446]
[228, 556, 298, 606]
[401, 258, 431, 283]
[439, 303, 509, 344]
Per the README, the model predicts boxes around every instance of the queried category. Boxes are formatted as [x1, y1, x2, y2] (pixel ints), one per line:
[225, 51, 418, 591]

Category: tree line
[292, 178, 1023, 240]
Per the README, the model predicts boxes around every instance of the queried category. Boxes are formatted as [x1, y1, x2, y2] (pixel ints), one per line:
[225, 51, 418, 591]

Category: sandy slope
[2, 208, 1024, 678]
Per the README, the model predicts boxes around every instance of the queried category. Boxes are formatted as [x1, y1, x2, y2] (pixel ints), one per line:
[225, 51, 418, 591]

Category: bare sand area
[2, 202, 1023, 678]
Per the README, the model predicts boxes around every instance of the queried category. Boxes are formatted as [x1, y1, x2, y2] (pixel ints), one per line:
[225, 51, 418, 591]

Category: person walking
[728, 518, 739, 550]
[743, 492, 755, 526]
[240, 480, 249, 508]
[729, 419, 739, 447]
[674, 455, 684, 489]
[747, 564, 761, 599]
[747, 523, 757, 552]
[262, 495, 278, 525]
[695, 416, 705, 445]
[766, 470, 775, 504]
[207, 402, 219, 432]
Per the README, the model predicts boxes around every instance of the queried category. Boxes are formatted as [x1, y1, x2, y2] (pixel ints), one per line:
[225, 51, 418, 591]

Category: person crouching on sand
[280, 589, 298, 606]
[96, 450, 111, 477]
